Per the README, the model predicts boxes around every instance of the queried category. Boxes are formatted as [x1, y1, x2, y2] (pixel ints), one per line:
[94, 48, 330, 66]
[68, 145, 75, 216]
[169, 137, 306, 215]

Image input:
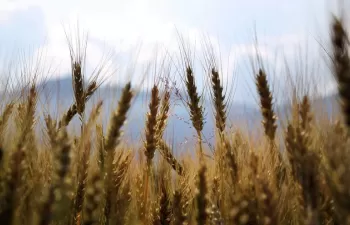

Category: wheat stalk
[143, 84, 161, 219]
[103, 82, 133, 224]
[196, 163, 208, 225]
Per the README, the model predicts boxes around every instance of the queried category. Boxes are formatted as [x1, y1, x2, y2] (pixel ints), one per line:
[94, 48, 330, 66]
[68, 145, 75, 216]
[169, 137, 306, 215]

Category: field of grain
[0, 11, 350, 225]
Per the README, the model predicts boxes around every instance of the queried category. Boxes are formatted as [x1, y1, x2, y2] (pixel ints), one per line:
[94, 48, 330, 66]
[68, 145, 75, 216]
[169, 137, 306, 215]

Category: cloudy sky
[0, 0, 342, 103]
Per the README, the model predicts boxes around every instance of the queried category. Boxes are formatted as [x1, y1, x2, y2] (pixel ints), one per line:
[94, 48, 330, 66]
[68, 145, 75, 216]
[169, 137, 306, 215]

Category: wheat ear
[39, 127, 71, 225]
[173, 190, 186, 225]
[299, 95, 312, 131]
[185, 66, 204, 160]
[144, 84, 161, 167]
[156, 90, 171, 140]
[83, 172, 103, 225]
[0, 102, 14, 164]
[255, 69, 277, 142]
[0, 86, 37, 224]
[211, 68, 227, 134]
[331, 16, 350, 129]
[157, 140, 184, 176]
[59, 81, 98, 128]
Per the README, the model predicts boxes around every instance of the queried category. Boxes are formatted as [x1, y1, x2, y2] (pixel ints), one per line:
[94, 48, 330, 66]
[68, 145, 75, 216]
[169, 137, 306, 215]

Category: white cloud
[15, 0, 210, 82]
[0, 0, 340, 102]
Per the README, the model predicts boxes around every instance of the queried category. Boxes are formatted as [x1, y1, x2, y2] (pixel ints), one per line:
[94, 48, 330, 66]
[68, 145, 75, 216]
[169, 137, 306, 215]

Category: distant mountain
[7, 76, 340, 152]
[30, 76, 262, 150]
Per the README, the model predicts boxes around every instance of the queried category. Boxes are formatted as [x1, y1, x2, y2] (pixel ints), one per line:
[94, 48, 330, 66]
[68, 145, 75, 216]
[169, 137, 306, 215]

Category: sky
[0, 0, 343, 104]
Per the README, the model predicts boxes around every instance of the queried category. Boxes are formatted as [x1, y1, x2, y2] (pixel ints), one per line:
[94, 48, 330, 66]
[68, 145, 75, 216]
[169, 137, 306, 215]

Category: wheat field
[0, 11, 350, 225]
